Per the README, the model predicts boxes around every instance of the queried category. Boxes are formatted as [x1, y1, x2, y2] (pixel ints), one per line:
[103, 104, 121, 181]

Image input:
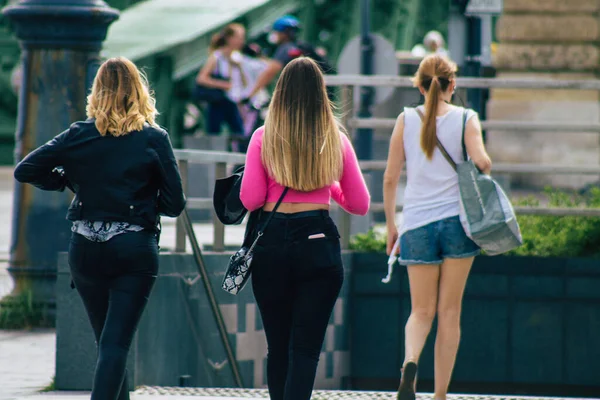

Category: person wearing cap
[245, 15, 334, 101]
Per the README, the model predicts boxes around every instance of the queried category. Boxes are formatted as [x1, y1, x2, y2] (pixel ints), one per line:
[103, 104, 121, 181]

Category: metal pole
[356, 0, 374, 161]
[175, 159, 189, 252]
[340, 85, 353, 250]
[465, 15, 483, 116]
[213, 162, 227, 252]
[448, 1, 467, 68]
[1, 0, 118, 318]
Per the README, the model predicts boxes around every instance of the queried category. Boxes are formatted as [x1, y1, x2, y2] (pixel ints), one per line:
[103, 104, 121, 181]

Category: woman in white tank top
[383, 54, 492, 400]
[196, 24, 248, 136]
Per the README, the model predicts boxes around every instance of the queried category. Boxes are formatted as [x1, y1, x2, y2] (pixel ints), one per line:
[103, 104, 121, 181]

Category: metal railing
[173, 151, 600, 252]
[173, 75, 600, 252]
[326, 74, 600, 134]
[174, 150, 244, 253]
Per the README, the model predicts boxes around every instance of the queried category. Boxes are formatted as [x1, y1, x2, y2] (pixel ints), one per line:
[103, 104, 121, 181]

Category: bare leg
[404, 264, 440, 367]
[434, 257, 474, 400]
[397, 264, 440, 400]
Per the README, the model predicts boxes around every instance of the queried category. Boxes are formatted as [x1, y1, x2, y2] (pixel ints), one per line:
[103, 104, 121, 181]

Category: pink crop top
[240, 127, 370, 216]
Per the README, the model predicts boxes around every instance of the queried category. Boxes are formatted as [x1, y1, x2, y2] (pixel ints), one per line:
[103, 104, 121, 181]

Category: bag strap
[459, 109, 468, 161]
[256, 187, 289, 235]
[414, 107, 467, 172]
[246, 187, 288, 252]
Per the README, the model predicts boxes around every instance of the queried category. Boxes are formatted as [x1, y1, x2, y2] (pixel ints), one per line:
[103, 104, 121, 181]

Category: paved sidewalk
[13, 395, 256, 400]
[11, 390, 599, 400]
[0, 330, 55, 400]
[0, 167, 13, 299]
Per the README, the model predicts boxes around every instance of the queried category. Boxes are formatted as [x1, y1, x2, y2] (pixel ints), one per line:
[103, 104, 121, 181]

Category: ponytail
[421, 77, 441, 160]
[209, 23, 245, 53]
[412, 54, 458, 160]
[210, 32, 227, 52]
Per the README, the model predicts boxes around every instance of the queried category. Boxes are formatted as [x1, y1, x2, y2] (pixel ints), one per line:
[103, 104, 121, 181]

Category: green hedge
[350, 188, 600, 258]
[0, 289, 54, 329]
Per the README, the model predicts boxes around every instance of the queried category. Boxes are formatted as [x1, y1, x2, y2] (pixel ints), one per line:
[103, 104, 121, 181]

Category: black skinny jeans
[251, 210, 344, 400]
[69, 230, 158, 400]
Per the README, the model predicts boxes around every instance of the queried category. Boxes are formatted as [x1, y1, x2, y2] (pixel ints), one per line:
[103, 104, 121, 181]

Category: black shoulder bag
[221, 188, 289, 295]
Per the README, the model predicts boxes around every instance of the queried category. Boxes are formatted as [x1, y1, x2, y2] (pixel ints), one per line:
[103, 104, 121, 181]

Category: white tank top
[400, 105, 477, 235]
[213, 50, 266, 103]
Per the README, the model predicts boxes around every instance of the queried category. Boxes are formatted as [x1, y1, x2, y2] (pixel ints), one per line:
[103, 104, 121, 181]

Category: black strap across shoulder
[460, 109, 468, 162]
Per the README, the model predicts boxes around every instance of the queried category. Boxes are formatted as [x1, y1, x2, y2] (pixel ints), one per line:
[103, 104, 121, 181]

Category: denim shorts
[399, 215, 480, 266]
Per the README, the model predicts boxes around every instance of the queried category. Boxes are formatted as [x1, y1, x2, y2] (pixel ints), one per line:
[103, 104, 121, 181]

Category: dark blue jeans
[207, 98, 244, 135]
[251, 211, 344, 400]
[69, 230, 158, 400]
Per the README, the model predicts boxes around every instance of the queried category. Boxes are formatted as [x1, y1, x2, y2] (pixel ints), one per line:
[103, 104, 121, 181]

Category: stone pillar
[1, 0, 118, 319]
[487, 0, 600, 189]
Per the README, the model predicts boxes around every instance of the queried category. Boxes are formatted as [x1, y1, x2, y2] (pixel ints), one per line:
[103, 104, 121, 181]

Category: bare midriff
[262, 202, 329, 213]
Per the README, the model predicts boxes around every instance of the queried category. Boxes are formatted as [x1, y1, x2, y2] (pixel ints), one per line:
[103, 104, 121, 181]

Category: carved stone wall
[487, 0, 600, 188]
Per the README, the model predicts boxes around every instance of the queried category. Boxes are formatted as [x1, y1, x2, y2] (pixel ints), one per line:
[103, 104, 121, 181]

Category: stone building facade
[487, 0, 600, 188]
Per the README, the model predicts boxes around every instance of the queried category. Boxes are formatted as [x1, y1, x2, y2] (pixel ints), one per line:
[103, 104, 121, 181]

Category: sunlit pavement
[11, 389, 599, 400]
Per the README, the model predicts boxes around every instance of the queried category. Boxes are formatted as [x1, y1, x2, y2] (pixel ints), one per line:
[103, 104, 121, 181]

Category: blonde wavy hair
[86, 57, 158, 136]
[262, 57, 343, 192]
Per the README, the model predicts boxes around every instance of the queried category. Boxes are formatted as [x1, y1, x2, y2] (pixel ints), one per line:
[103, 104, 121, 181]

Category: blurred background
[1, 1, 600, 399]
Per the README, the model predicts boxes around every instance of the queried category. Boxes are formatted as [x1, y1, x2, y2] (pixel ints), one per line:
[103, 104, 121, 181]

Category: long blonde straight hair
[262, 57, 343, 191]
[86, 57, 158, 136]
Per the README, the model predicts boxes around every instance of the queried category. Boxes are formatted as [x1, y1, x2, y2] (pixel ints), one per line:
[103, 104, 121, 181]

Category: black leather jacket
[14, 119, 186, 230]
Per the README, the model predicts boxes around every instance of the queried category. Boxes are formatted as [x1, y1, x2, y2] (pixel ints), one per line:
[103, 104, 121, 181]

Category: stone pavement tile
[15, 395, 261, 400]
[0, 167, 14, 257]
[14, 392, 599, 400]
[0, 330, 56, 400]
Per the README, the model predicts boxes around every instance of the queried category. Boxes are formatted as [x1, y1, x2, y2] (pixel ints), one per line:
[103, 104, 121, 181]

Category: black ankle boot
[397, 361, 418, 400]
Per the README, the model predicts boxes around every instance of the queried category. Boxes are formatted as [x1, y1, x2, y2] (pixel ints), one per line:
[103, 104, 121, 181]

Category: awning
[102, 0, 300, 80]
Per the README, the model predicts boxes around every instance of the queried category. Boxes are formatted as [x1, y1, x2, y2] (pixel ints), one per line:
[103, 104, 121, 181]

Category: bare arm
[247, 60, 283, 98]
[464, 114, 492, 174]
[196, 55, 231, 91]
[383, 113, 406, 255]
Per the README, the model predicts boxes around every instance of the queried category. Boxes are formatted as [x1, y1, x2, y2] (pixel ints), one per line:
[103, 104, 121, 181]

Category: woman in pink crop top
[240, 57, 369, 400]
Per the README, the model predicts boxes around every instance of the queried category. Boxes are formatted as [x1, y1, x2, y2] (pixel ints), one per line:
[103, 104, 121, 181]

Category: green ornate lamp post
[1, 0, 118, 320]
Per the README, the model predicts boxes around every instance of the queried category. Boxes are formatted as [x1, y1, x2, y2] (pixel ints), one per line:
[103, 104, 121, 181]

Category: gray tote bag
[416, 108, 523, 255]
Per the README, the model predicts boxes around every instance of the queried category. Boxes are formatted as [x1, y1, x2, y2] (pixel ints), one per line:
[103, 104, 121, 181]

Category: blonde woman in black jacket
[14, 57, 185, 400]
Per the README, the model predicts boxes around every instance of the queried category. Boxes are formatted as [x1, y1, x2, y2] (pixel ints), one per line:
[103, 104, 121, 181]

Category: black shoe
[397, 361, 418, 400]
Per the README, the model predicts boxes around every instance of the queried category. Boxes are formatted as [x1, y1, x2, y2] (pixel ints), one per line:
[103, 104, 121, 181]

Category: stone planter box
[56, 251, 600, 396]
[349, 253, 600, 397]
